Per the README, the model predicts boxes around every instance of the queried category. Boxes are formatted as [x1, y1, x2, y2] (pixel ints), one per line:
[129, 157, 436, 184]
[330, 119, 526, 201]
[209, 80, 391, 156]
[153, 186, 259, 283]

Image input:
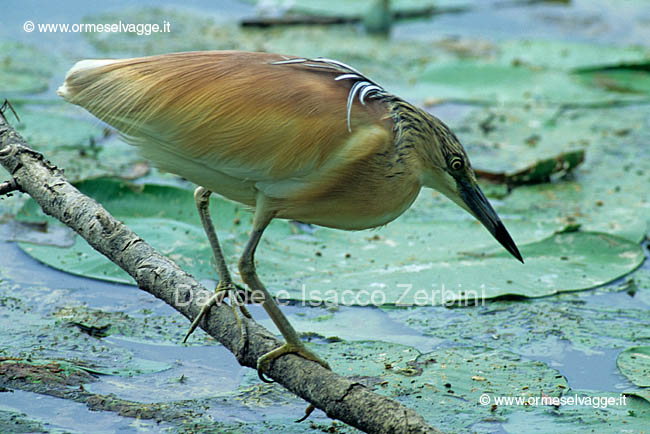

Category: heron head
[418, 117, 523, 263]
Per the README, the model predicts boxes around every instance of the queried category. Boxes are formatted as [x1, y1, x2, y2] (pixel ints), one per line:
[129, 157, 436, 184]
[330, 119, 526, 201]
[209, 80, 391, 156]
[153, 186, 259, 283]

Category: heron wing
[60, 51, 394, 198]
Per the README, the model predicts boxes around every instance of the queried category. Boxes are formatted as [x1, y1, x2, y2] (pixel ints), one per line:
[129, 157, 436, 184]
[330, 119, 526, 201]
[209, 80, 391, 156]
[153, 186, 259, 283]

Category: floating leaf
[624, 389, 650, 405]
[453, 105, 650, 243]
[575, 63, 650, 95]
[16, 179, 644, 305]
[416, 60, 644, 105]
[475, 149, 585, 185]
[15, 106, 147, 182]
[82, 7, 245, 56]
[0, 42, 55, 96]
[320, 341, 569, 431]
[498, 40, 650, 71]
[617, 346, 650, 388]
[16, 179, 245, 285]
[412, 39, 650, 105]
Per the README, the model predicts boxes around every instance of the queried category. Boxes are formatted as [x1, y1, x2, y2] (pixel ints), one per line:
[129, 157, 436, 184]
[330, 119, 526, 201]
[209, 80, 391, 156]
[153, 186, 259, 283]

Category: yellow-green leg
[238, 197, 330, 383]
[183, 187, 250, 347]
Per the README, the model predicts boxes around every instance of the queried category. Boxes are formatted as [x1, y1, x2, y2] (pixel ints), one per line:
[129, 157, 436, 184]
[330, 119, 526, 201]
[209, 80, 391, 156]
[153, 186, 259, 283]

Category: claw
[257, 359, 275, 384]
[183, 292, 219, 343]
[295, 404, 315, 423]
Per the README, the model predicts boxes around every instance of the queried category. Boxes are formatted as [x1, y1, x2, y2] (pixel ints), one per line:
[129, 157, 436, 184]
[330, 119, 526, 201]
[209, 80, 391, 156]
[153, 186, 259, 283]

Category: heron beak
[457, 179, 524, 263]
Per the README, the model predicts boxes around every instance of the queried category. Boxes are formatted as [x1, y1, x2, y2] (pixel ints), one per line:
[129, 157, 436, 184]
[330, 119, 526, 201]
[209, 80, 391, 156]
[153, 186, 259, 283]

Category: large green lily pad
[453, 104, 650, 244]
[497, 40, 650, 71]
[14, 105, 148, 182]
[381, 264, 650, 358]
[16, 179, 244, 284]
[15, 106, 105, 150]
[617, 347, 650, 388]
[416, 60, 644, 105]
[16, 178, 644, 304]
[409, 38, 650, 105]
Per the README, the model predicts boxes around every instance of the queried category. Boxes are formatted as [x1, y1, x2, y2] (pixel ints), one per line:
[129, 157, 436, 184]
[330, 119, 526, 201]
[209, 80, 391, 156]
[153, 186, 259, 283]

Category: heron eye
[450, 157, 463, 171]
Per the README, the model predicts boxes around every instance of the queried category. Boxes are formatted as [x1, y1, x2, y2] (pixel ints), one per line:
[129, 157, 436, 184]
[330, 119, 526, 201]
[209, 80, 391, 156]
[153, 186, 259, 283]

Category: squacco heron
[58, 51, 523, 381]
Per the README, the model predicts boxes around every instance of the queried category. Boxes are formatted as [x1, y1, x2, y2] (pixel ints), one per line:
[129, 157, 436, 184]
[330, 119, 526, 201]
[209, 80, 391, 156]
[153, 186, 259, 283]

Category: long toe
[256, 342, 330, 383]
[183, 282, 247, 343]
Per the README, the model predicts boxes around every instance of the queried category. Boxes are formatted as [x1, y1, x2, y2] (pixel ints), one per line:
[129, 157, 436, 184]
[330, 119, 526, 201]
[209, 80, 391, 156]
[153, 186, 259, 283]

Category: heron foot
[257, 341, 330, 383]
[183, 281, 251, 345]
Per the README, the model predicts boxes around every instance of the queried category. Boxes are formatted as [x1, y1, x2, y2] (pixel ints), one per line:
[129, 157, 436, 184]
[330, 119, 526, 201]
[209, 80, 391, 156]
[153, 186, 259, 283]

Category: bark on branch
[0, 116, 440, 433]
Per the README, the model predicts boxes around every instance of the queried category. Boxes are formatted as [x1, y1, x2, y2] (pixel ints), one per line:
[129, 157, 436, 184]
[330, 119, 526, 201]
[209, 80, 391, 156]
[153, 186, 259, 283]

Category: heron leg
[238, 201, 330, 383]
[183, 187, 251, 347]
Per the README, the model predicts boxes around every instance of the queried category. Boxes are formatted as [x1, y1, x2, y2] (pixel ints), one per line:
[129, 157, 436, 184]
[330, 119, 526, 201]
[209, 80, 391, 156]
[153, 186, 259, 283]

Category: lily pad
[575, 63, 650, 95]
[16, 179, 244, 285]
[617, 346, 650, 388]
[475, 149, 585, 186]
[498, 40, 650, 71]
[416, 60, 643, 105]
[320, 341, 570, 431]
[82, 7, 246, 56]
[381, 264, 650, 360]
[16, 179, 644, 305]
[454, 104, 650, 243]
[77, 6, 446, 87]
[411, 38, 650, 105]
[290, 230, 644, 305]
[624, 388, 650, 405]
[14, 106, 147, 182]
[0, 42, 55, 96]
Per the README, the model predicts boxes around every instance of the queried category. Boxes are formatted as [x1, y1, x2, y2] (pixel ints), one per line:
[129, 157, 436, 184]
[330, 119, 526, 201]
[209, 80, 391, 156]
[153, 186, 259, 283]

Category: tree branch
[0, 116, 439, 433]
